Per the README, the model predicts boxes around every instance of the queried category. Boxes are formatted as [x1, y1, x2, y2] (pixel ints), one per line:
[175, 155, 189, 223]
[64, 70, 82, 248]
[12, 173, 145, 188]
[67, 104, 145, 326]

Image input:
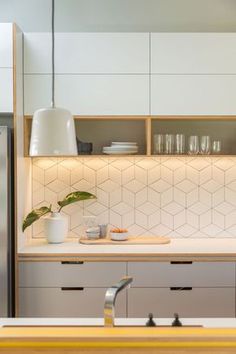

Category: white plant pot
[44, 212, 68, 244]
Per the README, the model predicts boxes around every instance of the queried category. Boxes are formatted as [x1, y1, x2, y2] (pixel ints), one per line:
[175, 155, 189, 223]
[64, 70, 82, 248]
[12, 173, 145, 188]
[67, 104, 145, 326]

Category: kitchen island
[1, 318, 236, 353]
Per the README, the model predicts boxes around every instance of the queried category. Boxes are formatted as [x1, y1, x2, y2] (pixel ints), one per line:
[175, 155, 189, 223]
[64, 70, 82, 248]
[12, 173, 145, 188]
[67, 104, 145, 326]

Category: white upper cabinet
[24, 33, 149, 74]
[151, 75, 236, 115]
[24, 32, 236, 116]
[151, 33, 236, 74]
[0, 69, 13, 112]
[0, 23, 13, 68]
[24, 74, 149, 115]
[0, 24, 13, 112]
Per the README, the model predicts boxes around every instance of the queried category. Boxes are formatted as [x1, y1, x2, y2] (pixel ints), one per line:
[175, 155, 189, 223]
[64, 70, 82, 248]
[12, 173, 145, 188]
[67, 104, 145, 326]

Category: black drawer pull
[170, 287, 192, 291]
[170, 261, 193, 265]
[61, 287, 84, 291]
[61, 261, 84, 265]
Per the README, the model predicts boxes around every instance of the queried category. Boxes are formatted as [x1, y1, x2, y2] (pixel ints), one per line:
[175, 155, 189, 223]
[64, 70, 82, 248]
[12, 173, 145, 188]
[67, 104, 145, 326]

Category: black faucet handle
[146, 313, 156, 327]
[172, 313, 182, 327]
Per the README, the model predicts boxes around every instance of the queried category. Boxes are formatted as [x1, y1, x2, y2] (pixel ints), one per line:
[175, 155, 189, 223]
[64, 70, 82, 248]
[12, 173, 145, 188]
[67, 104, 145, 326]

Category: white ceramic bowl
[86, 231, 100, 240]
[110, 232, 128, 241]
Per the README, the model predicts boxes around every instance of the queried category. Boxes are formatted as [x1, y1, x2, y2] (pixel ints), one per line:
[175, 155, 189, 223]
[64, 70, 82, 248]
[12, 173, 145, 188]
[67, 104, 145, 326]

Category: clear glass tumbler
[82, 215, 97, 237]
[188, 136, 199, 155]
[153, 134, 164, 154]
[164, 134, 175, 154]
[212, 140, 221, 154]
[200, 136, 211, 155]
[175, 134, 185, 154]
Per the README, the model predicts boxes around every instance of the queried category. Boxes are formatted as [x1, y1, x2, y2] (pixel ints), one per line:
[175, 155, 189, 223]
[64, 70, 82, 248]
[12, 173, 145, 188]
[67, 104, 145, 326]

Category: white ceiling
[0, 0, 236, 32]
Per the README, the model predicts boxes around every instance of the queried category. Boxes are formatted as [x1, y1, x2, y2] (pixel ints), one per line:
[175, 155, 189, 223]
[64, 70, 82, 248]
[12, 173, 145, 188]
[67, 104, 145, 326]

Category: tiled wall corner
[31, 156, 236, 239]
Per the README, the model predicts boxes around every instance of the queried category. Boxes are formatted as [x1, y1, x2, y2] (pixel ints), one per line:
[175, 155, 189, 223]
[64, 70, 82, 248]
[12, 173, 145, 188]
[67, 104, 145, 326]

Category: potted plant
[22, 191, 96, 243]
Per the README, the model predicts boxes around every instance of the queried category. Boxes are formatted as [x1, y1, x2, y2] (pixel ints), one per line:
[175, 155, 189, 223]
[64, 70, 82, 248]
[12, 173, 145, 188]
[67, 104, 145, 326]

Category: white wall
[0, 0, 236, 32]
[31, 156, 236, 239]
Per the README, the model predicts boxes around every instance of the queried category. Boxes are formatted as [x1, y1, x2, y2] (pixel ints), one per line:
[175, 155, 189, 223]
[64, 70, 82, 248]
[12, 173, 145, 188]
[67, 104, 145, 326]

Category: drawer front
[128, 262, 235, 287]
[19, 287, 126, 318]
[19, 262, 126, 287]
[128, 288, 235, 318]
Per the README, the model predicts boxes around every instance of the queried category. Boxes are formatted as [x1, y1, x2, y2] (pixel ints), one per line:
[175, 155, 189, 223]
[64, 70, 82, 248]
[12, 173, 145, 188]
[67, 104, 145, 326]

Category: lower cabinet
[128, 288, 235, 318]
[18, 261, 127, 318]
[19, 287, 126, 318]
[18, 261, 236, 318]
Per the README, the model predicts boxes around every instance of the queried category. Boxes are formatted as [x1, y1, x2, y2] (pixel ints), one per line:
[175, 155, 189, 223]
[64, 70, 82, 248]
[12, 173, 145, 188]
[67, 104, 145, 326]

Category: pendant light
[29, 0, 77, 156]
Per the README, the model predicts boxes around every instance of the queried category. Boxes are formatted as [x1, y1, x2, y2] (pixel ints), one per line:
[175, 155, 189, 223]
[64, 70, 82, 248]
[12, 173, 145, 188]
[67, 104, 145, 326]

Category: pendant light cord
[51, 0, 55, 108]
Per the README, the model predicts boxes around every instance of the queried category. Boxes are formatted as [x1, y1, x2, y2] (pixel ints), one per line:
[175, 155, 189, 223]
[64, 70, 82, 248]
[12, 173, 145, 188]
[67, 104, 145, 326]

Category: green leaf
[58, 191, 96, 211]
[22, 206, 51, 232]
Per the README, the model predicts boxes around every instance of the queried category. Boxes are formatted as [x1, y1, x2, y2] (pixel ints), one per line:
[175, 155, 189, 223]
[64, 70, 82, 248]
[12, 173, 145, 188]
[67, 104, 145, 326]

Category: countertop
[1, 318, 236, 353]
[2, 317, 236, 327]
[18, 238, 236, 262]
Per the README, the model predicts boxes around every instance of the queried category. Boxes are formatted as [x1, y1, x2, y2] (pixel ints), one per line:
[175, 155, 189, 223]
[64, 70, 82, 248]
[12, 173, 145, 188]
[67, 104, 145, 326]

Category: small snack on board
[110, 228, 128, 241]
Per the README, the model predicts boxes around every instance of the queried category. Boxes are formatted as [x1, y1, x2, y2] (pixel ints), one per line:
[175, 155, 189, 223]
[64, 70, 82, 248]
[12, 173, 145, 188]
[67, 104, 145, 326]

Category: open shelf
[24, 115, 236, 157]
[151, 119, 236, 155]
[24, 116, 149, 157]
[75, 118, 146, 155]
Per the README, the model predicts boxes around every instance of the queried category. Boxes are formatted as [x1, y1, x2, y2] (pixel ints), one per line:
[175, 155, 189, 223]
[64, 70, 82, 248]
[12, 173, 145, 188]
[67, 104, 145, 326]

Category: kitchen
[2, 0, 236, 352]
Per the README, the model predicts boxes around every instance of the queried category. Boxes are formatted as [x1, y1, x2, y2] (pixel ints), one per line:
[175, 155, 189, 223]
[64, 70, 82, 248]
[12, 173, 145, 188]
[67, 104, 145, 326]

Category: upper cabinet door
[151, 75, 236, 115]
[151, 33, 236, 74]
[0, 23, 13, 68]
[24, 74, 149, 115]
[24, 33, 149, 74]
[0, 69, 13, 112]
[0, 24, 13, 112]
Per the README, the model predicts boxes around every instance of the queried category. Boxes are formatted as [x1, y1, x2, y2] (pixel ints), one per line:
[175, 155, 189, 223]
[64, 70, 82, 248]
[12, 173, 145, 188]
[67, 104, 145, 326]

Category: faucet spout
[104, 276, 133, 327]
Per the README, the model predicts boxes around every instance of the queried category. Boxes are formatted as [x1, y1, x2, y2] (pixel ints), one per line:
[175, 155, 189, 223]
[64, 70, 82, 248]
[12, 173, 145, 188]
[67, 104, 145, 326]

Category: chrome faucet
[104, 276, 133, 327]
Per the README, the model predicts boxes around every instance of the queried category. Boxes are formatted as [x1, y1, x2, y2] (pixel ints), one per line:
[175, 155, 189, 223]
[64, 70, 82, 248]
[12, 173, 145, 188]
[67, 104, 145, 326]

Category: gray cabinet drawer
[128, 287, 235, 318]
[128, 262, 235, 287]
[19, 287, 126, 318]
[19, 262, 126, 287]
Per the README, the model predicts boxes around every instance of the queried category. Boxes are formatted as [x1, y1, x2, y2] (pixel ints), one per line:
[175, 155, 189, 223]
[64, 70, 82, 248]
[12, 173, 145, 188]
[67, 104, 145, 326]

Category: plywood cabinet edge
[17, 253, 236, 262]
[13, 23, 24, 317]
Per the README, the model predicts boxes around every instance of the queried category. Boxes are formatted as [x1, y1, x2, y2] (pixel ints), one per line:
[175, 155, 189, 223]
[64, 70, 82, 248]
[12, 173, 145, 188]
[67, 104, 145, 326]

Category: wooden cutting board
[79, 236, 170, 245]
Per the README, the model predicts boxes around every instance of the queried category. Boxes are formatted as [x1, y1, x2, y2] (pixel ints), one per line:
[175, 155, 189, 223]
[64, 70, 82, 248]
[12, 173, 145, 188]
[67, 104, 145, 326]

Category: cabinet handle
[170, 261, 193, 265]
[61, 261, 84, 265]
[170, 287, 192, 291]
[61, 287, 84, 291]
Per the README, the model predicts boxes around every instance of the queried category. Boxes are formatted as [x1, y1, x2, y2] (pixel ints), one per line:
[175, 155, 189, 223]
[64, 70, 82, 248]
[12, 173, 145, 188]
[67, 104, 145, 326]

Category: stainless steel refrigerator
[0, 124, 14, 317]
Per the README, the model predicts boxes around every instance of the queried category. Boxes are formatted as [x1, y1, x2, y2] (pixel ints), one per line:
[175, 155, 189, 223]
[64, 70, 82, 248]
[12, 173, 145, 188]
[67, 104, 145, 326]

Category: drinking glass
[212, 140, 221, 154]
[82, 215, 97, 236]
[188, 136, 199, 155]
[99, 224, 108, 238]
[164, 134, 175, 154]
[200, 136, 211, 155]
[175, 134, 185, 154]
[153, 134, 164, 154]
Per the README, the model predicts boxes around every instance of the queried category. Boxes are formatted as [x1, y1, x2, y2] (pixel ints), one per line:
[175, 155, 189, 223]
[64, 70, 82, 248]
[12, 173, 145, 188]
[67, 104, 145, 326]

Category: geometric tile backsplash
[32, 156, 236, 239]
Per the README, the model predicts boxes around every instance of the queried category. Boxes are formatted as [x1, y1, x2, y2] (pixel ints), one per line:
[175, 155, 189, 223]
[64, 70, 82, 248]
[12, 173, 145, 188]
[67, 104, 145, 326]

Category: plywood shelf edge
[24, 115, 236, 157]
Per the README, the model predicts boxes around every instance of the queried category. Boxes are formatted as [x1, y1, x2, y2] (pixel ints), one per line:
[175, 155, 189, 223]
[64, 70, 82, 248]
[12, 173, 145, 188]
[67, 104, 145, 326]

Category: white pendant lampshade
[30, 107, 77, 156]
[29, 0, 77, 157]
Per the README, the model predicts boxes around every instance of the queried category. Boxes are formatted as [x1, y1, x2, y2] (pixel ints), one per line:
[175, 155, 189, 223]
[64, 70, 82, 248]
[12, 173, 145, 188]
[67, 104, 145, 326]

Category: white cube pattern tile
[31, 157, 236, 239]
